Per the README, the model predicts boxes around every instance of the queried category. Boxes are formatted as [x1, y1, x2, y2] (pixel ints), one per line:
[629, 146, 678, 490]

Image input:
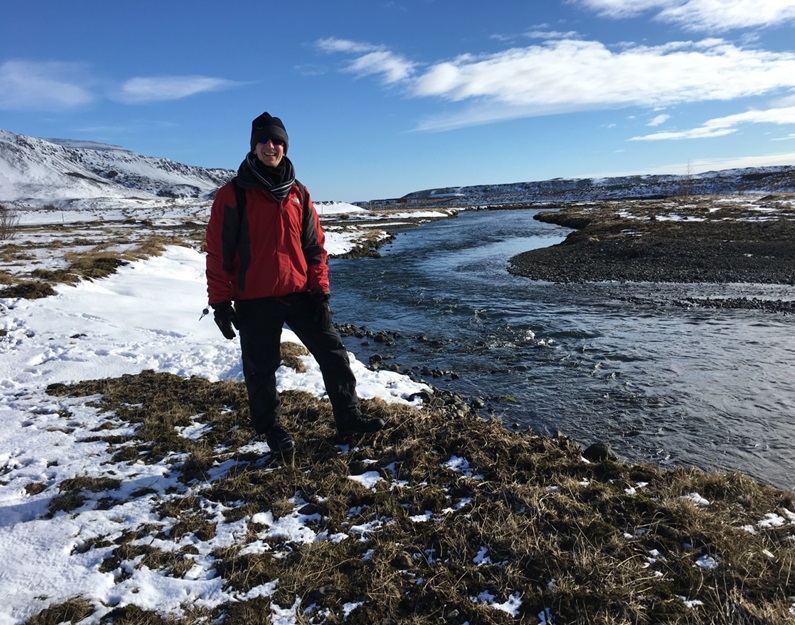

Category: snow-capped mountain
[0, 130, 234, 208]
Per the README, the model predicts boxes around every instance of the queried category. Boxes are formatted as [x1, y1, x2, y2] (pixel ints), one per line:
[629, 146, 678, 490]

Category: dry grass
[23, 598, 94, 625]
[281, 341, 310, 372]
[32, 370, 795, 624]
[0, 221, 194, 298]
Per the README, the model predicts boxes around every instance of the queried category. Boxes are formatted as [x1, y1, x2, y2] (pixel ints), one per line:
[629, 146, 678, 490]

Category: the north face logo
[291, 197, 301, 206]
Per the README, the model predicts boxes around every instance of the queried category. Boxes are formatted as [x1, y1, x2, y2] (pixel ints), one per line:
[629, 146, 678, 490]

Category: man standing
[205, 112, 383, 455]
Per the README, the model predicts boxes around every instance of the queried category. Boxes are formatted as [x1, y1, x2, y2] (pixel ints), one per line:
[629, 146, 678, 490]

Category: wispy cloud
[574, 0, 795, 32]
[316, 38, 381, 55]
[317, 36, 795, 131]
[649, 114, 671, 126]
[115, 76, 242, 104]
[411, 39, 795, 105]
[0, 60, 94, 111]
[412, 39, 795, 130]
[680, 151, 795, 171]
[630, 105, 795, 140]
[0, 60, 244, 111]
[316, 38, 416, 84]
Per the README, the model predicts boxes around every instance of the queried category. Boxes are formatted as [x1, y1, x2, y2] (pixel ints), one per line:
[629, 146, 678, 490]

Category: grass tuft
[23, 598, 94, 625]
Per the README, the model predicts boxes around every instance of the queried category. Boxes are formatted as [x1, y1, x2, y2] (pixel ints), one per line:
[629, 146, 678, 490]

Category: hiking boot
[336, 412, 385, 437]
[264, 424, 295, 454]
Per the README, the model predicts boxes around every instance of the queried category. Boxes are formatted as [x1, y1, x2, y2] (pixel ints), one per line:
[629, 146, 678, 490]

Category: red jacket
[205, 180, 329, 304]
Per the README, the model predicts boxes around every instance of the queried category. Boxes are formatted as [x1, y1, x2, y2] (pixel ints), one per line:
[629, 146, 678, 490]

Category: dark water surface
[330, 209, 795, 492]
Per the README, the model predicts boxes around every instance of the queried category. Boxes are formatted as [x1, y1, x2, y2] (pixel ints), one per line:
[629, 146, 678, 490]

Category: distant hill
[3, 129, 794, 209]
[0, 130, 234, 208]
[397, 165, 795, 206]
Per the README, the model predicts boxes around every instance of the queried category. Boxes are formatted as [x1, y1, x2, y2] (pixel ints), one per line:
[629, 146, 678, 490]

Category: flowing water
[329, 209, 795, 492]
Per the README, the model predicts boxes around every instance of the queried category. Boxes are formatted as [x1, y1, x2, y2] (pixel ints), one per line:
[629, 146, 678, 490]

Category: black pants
[234, 293, 359, 435]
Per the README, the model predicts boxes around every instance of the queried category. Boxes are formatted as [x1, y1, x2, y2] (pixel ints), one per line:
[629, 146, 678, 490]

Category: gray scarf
[236, 153, 296, 202]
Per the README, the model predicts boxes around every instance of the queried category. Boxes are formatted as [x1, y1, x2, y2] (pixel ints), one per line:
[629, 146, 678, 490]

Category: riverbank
[3, 202, 795, 623]
[34, 369, 795, 624]
[508, 195, 795, 303]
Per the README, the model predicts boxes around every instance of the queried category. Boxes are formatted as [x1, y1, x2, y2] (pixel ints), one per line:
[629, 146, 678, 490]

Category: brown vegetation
[0, 231, 181, 299]
[510, 194, 795, 287]
[0, 203, 20, 240]
[34, 370, 795, 624]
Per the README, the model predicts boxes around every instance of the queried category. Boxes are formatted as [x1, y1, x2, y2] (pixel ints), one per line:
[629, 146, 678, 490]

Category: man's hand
[310, 290, 331, 328]
[212, 301, 239, 339]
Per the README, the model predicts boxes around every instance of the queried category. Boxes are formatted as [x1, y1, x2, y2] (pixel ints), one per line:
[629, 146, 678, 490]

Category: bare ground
[508, 195, 795, 286]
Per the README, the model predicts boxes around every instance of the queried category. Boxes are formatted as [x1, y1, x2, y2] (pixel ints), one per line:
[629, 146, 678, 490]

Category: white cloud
[316, 38, 380, 54]
[772, 92, 795, 107]
[525, 29, 581, 40]
[685, 151, 795, 170]
[0, 60, 244, 109]
[412, 39, 795, 105]
[346, 51, 415, 84]
[586, 151, 795, 178]
[649, 114, 671, 126]
[630, 105, 795, 140]
[575, 0, 795, 32]
[115, 76, 241, 104]
[632, 125, 737, 140]
[316, 38, 416, 85]
[0, 60, 94, 111]
[408, 38, 795, 129]
[573, 0, 670, 19]
[319, 34, 795, 132]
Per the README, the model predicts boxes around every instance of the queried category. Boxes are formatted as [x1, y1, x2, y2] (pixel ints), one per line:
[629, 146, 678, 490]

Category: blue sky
[2, 0, 795, 202]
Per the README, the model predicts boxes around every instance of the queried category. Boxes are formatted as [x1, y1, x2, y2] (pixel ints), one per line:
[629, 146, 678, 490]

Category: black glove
[310, 290, 331, 328]
[212, 301, 239, 340]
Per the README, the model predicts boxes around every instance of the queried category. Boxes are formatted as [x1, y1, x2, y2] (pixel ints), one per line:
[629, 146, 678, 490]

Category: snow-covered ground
[0, 190, 450, 623]
[0, 238, 431, 624]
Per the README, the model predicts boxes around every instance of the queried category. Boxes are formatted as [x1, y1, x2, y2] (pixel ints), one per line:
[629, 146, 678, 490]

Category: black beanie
[250, 112, 289, 153]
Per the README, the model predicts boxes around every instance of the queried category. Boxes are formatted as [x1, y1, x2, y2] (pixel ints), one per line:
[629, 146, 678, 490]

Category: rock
[583, 441, 617, 462]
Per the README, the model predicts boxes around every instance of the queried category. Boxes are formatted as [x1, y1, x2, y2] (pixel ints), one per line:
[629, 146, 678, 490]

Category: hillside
[398, 165, 795, 206]
[0, 130, 234, 208]
[3, 128, 795, 209]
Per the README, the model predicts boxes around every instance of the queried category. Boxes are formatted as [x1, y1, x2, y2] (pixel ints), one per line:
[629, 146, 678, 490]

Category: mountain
[0, 130, 234, 208]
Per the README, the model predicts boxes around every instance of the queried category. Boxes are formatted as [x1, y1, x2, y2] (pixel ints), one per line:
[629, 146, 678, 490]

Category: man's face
[254, 138, 285, 168]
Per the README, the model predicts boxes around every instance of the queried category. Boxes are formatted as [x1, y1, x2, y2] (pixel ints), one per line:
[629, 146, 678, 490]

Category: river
[329, 208, 795, 492]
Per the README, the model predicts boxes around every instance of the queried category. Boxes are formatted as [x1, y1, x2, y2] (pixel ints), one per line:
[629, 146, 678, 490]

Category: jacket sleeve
[300, 185, 330, 293]
[205, 183, 237, 304]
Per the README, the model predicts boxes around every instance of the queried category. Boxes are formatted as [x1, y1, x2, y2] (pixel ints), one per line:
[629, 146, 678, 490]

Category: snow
[313, 201, 368, 216]
[681, 492, 710, 507]
[0, 130, 230, 206]
[0, 242, 428, 624]
[347, 471, 385, 490]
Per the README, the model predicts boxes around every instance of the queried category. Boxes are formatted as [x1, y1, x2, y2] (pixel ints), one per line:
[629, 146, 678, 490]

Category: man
[205, 112, 383, 455]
